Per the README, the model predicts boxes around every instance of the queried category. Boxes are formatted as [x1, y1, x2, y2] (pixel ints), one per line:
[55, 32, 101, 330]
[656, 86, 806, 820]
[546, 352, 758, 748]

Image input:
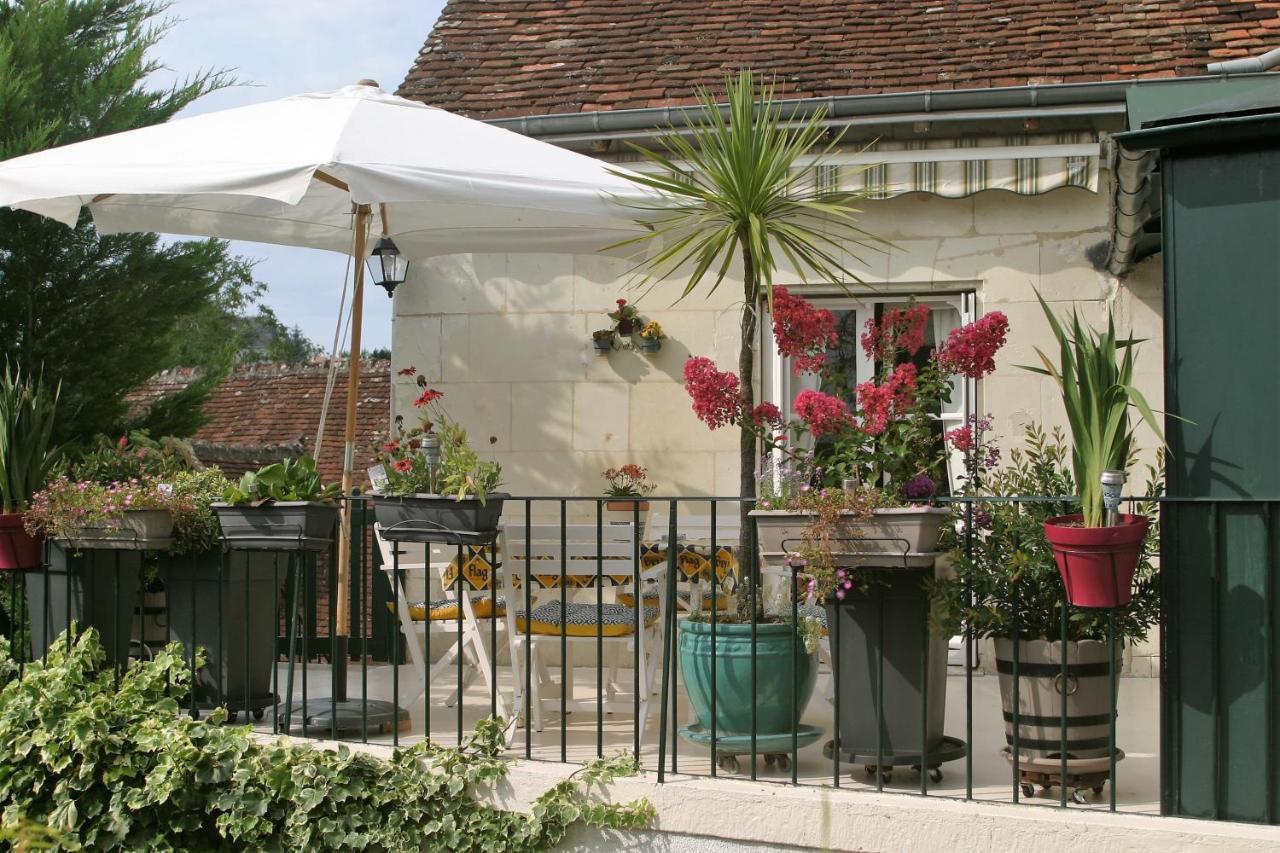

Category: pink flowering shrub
[683, 357, 741, 430]
[861, 304, 929, 363]
[25, 476, 186, 543]
[772, 286, 837, 375]
[681, 292, 1009, 506]
[937, 312, 1009, 379]
[793, 390, 854, 437]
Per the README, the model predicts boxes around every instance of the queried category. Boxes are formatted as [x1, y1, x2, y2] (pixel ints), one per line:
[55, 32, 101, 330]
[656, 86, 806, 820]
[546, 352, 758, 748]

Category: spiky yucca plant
[0, 362, 61, 513]
[610, 69, 889, 524]
[1022, 293, 1163, 526]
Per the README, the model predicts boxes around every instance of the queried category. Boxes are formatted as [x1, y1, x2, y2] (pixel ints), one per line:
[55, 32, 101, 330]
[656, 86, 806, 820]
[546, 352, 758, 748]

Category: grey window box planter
[213, 502, 339, 552]
[54, 508, 174, 551]
[752, 506, 951, 561]
[371, 493, 507, 543]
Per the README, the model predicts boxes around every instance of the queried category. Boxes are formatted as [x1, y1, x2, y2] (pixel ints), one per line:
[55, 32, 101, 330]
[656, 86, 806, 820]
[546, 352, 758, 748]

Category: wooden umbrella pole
[336, 204, 371, 643]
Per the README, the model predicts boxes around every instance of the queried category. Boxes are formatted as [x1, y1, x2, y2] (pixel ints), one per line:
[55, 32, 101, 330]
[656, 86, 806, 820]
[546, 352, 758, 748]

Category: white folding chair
[500, 522, 666, 743]
[374, 524, 508, 720]
[648, 510, 741, 614]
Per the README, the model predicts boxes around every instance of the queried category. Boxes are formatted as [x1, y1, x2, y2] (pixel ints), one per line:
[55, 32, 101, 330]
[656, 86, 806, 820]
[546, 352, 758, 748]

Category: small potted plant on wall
[637, 321, 665, 354]
[592, 328, 617, 355]
[1022, 294, 1165, 608]
[213, 456, 340, 552]
[601, 461, 655, 527]
[0, 362, 60, 571]
[371, 368, 505, 542]
[608, 297, 640, 336]
[932, 424, 1160, 778]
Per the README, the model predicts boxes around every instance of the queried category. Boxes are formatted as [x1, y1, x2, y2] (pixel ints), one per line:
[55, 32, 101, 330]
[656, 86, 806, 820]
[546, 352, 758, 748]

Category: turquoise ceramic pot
[678, 619, 817, 736]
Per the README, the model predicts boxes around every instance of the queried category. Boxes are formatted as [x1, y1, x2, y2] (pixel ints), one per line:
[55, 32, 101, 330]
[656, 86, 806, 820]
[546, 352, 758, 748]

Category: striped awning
[809, 132, 1101, 199]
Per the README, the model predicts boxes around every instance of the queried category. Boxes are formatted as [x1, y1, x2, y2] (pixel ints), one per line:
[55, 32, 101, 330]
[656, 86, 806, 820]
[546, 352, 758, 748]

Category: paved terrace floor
[251, 661, 1160, 816]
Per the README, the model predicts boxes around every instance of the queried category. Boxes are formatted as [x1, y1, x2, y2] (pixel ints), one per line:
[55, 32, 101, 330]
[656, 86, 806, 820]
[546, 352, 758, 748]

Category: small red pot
[605, 499, 650, 513]
[0, 511, 43, 571]
[1043, 513, 1150, 609]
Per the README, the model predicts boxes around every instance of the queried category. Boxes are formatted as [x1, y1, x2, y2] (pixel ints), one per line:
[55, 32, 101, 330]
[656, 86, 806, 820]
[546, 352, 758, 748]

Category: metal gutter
[486, 74, 1275, 139]
[1115, 112, 1280, 152]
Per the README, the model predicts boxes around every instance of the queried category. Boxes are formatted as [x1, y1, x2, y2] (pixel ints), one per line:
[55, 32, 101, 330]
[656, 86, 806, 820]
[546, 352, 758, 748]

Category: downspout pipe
[1207, 47, 1280, 75]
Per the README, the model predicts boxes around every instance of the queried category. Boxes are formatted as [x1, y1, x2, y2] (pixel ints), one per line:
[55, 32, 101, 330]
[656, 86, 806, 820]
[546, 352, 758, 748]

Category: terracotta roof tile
[127, 362, 391, 486]
[398, 0, 1280, 118]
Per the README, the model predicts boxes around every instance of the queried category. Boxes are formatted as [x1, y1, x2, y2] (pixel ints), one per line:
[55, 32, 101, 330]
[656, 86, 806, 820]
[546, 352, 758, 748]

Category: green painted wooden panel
[1163, 142, 1280, 823]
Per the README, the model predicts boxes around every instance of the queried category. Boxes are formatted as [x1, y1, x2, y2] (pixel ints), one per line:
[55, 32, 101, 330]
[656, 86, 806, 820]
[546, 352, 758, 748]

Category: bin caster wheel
[863, 765, 891, 784]
[717, 754, 740, 774]
[252, 708, 266, 722]
[1092, 785, 1104, 796]
[929, 767, 943, 784]
[226, 711, 238, 724]
[764, 754, 790, 772]
[1021, 783, 1036, 799]
[1071, 788, 1090, 805]
[189, 708, 200, 721]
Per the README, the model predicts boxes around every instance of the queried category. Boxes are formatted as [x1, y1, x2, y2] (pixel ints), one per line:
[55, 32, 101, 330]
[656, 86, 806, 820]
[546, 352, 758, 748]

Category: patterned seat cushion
[798, 603, 829, 636]
[516, 601, 658, 637]
[388, 596, 506, 622]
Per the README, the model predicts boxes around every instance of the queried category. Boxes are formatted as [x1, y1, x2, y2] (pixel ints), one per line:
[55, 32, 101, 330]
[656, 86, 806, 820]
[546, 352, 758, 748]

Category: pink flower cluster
[946, 414, 1000, 469]
[861, 304, 930, 363]
[684, 357, 741, 430]
[937, 312, 1009, 379]
[854, 362, 918, 436]
[771, 287, 837, 375]
[793, 389, 854, 437]
[750, 401, 783, 428]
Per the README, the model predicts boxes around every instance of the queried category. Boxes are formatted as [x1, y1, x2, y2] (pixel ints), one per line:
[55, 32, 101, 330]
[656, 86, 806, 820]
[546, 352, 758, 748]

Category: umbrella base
[275, 698, 410, 737]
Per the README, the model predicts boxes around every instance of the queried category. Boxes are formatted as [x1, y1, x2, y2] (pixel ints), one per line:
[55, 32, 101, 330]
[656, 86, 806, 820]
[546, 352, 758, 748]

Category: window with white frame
[762, 288, 978, 493]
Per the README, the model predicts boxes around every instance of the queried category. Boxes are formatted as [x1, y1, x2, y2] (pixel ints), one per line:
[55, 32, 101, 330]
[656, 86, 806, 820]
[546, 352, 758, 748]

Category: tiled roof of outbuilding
[399, 0, 1280, 118]
[126, 362, 391, 484]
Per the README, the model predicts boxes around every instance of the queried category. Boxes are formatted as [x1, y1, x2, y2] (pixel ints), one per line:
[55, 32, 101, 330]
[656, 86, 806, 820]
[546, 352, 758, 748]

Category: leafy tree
[0, 0, 258, 443]
[613, 70, 888, 531]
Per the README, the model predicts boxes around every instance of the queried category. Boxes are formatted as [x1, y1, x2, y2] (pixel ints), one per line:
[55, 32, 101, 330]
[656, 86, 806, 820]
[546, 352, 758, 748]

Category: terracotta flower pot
[605, 499, 650, 513]
[0, 511, 42, 570]
[1043, 513, 1150, 608]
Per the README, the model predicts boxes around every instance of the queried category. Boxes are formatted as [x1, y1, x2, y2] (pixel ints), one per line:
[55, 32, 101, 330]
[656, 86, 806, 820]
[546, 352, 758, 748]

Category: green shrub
[0, 631, 652, 851]
[221, 456, 339, 505]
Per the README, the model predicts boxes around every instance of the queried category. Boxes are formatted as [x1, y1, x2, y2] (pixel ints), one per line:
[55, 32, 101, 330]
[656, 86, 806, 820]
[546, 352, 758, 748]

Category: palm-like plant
[610, 69, 888, 518]
[0, 361, 60, 514]
[1023, 292, 1164, 526]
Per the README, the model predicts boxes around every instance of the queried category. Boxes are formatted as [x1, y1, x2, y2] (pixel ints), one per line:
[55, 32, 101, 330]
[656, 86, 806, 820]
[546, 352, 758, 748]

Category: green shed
[1117, 87, 1280, 823]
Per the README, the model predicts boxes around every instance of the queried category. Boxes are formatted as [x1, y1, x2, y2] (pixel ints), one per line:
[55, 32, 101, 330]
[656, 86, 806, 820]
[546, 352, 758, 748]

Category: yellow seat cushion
[387, 597, 506, 622]
[516, 601, 658, 637]
[616, 591, 734, 611]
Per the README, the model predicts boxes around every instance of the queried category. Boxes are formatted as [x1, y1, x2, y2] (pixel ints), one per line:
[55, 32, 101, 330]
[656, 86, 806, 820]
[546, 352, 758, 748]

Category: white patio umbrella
[0, 80, 655, 730]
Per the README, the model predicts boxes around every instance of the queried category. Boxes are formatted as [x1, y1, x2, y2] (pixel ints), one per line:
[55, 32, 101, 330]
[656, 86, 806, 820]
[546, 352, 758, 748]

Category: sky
[149, 0, 449, 351]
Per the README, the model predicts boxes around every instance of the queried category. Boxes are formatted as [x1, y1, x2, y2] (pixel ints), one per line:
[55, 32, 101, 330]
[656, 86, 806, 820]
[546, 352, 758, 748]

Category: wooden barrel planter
[994, 638, 1122, 760]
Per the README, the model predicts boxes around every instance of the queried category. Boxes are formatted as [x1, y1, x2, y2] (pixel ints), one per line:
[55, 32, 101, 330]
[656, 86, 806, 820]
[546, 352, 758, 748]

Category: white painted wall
[391, 175, 1165, 497]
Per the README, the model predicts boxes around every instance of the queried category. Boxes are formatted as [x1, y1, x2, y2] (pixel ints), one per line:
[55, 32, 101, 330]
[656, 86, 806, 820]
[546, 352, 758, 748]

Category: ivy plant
[0, 630, 652, 851]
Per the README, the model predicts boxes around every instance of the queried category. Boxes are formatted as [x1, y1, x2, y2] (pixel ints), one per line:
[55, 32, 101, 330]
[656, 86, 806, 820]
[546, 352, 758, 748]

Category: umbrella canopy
[0, 82, 652, 258]
[0, 82, 659, 665]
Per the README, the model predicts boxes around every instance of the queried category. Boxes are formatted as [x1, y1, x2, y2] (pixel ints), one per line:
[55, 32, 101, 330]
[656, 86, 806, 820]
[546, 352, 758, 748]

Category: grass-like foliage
[0, 631, 652, 851]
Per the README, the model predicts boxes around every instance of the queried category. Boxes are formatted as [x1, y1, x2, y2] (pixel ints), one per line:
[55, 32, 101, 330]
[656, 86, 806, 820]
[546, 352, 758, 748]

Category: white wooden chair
[647, 510, 741, 614]
[499, 522, 666, 743]
[374, 524, 508, 720]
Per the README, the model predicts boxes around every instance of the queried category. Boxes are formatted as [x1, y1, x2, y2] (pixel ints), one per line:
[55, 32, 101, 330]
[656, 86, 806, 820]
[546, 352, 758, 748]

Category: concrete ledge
[252, 736, 1280, 852]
